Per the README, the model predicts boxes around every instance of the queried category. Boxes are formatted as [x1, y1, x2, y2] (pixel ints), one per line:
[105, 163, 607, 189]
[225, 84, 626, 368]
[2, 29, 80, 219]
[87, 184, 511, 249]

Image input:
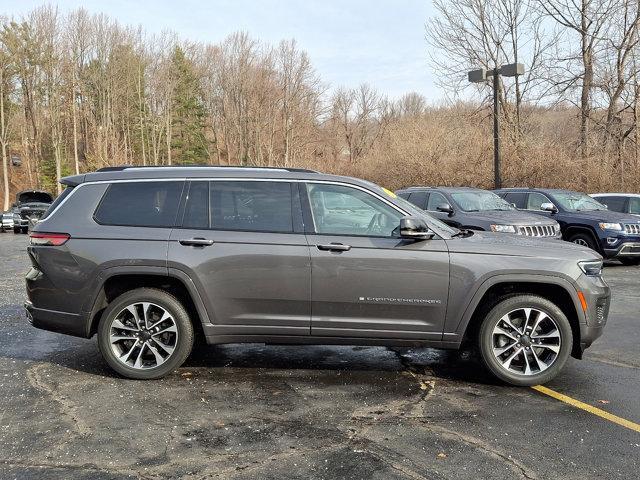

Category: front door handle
[317, 243, 351, 252]
[179, 238, 214, 247]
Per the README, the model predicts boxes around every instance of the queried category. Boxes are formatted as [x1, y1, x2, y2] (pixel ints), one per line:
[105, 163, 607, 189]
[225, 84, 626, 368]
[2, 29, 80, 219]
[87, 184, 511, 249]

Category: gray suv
[396, 187, 561, 238]
[25, 166, 610, 386]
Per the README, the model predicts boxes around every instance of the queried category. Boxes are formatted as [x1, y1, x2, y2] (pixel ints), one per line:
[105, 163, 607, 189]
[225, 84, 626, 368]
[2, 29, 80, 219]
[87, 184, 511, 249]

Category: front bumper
[603, 241, 640, 258]
[574, 274, 610, 357]
[25, 301, 90, 338]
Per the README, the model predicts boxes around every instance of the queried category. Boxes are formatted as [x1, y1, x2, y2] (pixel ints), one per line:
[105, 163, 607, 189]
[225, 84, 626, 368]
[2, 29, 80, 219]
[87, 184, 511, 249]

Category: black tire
[619, 257, 640, 266]
[20, 226, 27, 234]
[13, 226, 20, 234]
[97, 288, 194, 380]
[568, 232, 598, 252]
[478, 295, 573, 386]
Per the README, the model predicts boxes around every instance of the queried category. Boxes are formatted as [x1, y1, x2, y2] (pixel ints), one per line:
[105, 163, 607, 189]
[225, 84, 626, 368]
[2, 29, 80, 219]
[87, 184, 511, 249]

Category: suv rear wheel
[478, 295, 573, 386]
[97, 288, 194, 380]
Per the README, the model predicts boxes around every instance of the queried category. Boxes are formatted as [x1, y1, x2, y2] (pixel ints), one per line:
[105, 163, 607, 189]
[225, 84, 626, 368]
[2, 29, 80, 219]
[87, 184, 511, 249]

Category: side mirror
[540, 202, 558, 213]
[400, 216, 434, 241]
[436, 203, 454, 215]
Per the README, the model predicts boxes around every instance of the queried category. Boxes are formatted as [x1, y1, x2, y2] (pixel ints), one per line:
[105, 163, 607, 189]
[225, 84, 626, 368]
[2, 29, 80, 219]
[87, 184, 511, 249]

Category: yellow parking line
[531, 385, 640, 433]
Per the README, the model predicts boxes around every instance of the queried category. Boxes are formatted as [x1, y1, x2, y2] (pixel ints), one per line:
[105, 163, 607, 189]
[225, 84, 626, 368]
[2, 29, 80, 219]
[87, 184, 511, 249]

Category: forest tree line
[2, 2, 640, 210]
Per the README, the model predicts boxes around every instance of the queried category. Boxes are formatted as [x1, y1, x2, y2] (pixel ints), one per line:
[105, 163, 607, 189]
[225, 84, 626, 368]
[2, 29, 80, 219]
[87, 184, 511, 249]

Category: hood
[447, 231, 600, 261]
[562, 209, 640, 224]
[16, 190, 53, 205]
[461, 210, 557, 226]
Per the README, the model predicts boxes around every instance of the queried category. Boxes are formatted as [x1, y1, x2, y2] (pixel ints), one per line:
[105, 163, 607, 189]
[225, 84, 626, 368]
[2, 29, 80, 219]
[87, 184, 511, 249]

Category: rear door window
[406, 191, 428, 209]
[94, 181, 183, 227]
[209, 181, 294, 233]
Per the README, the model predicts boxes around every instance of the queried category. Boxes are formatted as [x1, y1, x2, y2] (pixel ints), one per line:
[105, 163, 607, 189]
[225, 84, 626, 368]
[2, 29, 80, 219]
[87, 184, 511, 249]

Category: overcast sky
[3, 0, 440, 100]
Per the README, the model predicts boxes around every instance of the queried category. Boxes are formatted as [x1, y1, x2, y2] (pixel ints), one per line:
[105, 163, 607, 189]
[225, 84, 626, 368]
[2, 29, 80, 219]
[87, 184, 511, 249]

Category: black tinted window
[210, 181, 293, 233]
[630, 197, 640, 214]
[406, 191, 428, 209]
[183, 182, 209, 229]
[503, 192, 526, 209]
[599, 196, 626, 213]
[95, 181, 183, 227]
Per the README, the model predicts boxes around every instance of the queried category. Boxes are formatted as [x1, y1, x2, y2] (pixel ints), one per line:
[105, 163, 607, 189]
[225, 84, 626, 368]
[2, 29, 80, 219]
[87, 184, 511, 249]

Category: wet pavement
[0, 233, 638, 479]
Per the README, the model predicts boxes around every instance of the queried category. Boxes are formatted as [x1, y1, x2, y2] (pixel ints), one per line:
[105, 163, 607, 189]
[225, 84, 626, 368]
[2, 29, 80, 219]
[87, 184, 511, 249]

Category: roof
[398, 186, 488, 193]
[60, 165, 367, 189]
[591, 192, 640, 197]
[494, 187, 578, 194]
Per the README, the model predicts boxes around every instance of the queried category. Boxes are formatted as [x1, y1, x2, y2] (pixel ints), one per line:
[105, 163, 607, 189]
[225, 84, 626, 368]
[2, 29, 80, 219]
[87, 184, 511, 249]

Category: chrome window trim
[44, 177, 417, 230]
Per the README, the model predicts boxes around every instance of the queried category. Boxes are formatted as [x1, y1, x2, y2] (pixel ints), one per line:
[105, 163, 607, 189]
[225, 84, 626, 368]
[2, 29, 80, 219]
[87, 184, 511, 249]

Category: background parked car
[396, 186, 561, 238]
[1, 211, 14, 232]
[495, 188, 640, 265]
[11, 190, 54, 234]
[590, 193, 640, 218]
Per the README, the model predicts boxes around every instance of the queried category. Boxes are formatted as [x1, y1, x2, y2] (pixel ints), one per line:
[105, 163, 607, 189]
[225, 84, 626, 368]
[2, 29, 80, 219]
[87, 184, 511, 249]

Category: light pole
[468, 63, 524, 189]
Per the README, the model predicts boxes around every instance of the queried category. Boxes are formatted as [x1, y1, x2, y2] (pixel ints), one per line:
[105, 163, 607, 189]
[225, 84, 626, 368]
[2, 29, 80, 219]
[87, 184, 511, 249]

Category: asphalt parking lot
[0, 233, 638, 479]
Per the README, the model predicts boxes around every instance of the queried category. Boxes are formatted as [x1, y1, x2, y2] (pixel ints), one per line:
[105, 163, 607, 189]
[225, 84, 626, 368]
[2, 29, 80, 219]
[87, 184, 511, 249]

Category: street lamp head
[499, 62, 525, 77]
[468, 68, 487, 83]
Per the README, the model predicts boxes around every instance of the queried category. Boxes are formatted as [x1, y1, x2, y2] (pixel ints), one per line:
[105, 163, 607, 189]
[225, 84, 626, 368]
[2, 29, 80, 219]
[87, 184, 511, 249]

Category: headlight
[578, 260, 603, 276]
[490, 224, 516, 233]
[598, 222, 623, 231]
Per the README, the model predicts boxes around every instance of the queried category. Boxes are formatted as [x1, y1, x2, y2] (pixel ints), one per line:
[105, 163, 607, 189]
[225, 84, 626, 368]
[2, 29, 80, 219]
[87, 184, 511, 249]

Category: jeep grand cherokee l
[396, 187, 560, 238]
[25, 166, 610, 386]
[495, 188, 640, 265]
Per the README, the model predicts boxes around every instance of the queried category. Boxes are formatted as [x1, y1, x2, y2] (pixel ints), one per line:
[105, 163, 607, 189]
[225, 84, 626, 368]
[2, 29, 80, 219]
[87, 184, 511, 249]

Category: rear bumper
[25, 301, 90, 338]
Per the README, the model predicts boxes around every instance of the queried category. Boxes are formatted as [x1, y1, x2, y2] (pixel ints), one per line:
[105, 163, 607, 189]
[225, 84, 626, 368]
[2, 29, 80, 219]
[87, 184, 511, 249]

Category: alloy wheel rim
[573, 238, 589, 247]
[109, 302, 178, 370]
[491, 307, 561, 376]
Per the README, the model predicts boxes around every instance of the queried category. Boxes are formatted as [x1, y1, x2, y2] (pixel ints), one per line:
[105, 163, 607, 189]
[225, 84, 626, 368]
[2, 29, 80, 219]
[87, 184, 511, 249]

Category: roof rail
[494, 187, 529, 190]
[95, 165, 318, 173]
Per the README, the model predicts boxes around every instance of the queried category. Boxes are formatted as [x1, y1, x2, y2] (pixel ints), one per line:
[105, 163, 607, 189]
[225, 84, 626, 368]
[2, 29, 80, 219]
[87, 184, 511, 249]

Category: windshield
[450, 191, 514, 212]
[552, 192, 607, 212]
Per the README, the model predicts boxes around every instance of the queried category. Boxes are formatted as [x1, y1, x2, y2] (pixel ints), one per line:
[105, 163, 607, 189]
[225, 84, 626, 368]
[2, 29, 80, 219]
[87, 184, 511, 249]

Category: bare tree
[539, 0, 618, 157]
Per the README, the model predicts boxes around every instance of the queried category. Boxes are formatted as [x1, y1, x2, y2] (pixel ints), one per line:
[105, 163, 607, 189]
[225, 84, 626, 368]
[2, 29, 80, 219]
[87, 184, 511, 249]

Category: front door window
[306, 183, 403, 237]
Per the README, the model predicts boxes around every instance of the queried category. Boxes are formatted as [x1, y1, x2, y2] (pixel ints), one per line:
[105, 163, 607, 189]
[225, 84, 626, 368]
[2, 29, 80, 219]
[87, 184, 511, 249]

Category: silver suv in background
[25, 166, 610, 386]
[591, 193, 640, 218]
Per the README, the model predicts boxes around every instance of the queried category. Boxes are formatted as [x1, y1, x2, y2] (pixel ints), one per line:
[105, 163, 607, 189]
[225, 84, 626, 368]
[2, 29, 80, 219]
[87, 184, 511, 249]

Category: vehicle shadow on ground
[15, 335, 500, 386]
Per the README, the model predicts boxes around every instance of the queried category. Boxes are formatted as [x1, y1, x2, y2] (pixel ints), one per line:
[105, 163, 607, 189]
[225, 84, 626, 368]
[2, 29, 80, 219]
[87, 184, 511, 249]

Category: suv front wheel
[478, 295, 573, 386]
[97, 288, 194, 380]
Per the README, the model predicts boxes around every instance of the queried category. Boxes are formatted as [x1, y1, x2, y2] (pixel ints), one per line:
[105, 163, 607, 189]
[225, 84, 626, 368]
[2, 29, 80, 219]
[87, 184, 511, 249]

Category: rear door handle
[317, 243, 351, 252]
[179, 238, 214, 247]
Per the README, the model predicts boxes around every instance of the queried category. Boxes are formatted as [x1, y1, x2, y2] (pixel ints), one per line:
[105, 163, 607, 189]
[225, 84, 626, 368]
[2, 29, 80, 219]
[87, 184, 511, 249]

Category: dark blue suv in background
[495, 188, 640, 265]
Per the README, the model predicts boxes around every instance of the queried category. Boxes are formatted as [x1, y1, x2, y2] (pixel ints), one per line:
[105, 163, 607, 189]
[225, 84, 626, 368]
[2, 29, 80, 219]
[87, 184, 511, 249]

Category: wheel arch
[87, 269, 209, 340]
[563, 225, 601, 251]
[459, 278, 584, 359]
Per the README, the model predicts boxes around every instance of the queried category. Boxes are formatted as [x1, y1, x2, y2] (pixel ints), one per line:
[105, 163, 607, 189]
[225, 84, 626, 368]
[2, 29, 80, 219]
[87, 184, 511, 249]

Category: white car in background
[1, 211, 14, 232]
[591, 193, 640, 218]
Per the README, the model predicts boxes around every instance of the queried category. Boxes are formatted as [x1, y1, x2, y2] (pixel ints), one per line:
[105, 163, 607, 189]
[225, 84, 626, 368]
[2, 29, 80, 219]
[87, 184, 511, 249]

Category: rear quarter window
[94, 181, 183, 227]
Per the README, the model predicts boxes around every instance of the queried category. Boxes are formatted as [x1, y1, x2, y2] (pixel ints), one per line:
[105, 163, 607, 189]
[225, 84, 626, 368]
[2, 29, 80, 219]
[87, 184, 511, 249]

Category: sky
[1, 0, 440, 100]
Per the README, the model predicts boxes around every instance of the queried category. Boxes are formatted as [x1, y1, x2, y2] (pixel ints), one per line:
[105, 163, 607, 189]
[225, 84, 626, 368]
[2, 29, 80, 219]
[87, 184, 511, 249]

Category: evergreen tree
[169, 46, 208, 164]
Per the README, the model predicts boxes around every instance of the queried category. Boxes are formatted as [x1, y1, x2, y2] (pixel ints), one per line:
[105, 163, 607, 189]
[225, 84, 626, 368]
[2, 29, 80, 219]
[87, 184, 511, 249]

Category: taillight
[29, 232, 70, 246]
